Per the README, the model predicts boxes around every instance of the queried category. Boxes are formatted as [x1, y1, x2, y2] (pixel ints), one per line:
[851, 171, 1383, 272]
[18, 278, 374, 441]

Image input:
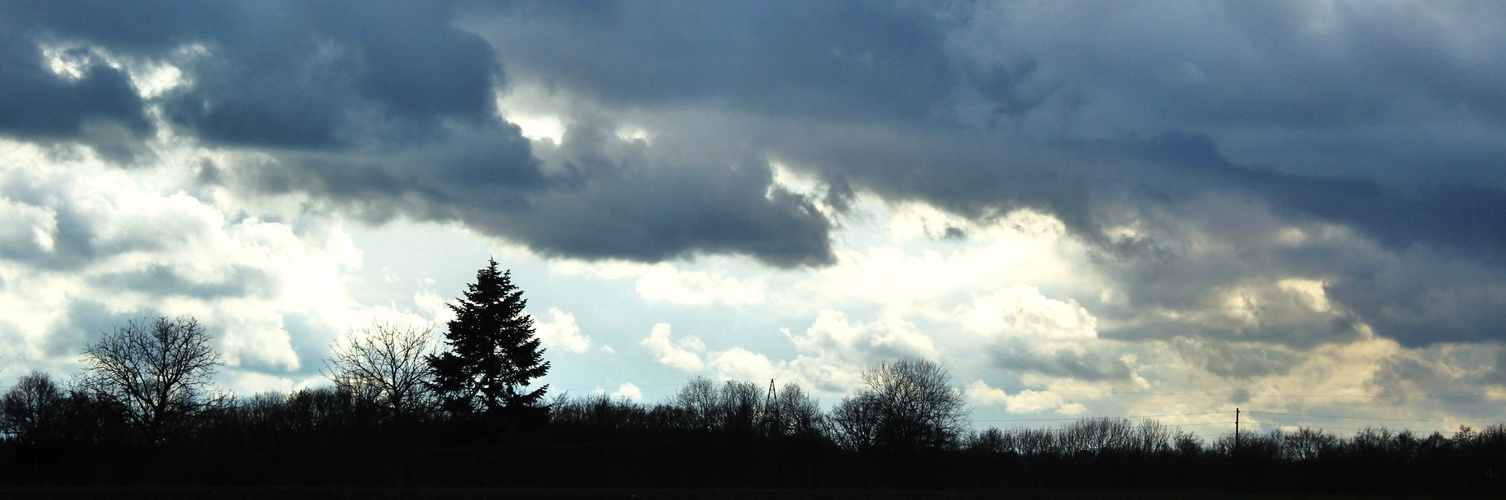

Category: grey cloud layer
[9, 0, 498, 148]
[0, 32, 148, 140]
[473, 0, 960, 122]
[477, 0, 1506, 347]
[0, 0, 836, 267]
[480, 1, 1506, 259]
[4, 0, 1506, 347]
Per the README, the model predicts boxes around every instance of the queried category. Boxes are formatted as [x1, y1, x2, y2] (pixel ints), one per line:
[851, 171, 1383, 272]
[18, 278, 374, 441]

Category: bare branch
[323, 318, 437, 422]
[81, 316, 221, 445]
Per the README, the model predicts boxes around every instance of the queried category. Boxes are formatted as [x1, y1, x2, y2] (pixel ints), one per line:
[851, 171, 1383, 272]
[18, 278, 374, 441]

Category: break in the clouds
[3, 0, 1506, 432]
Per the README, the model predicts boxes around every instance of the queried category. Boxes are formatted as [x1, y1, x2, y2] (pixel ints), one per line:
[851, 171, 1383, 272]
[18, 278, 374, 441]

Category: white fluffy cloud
[635, 306, 950, 395]
[639, 323, 782, 381]
[790, 309, 938, 365]
[535, 307, 591, 353]
[641, 323, 706, 371]
[954, 285, 1098, 339]
[612, 382, 643, 401]
[0, 140, 373, 394]
[0, 197, 56, 255]
[707, 347, 779, 382]
[779, 206, 1097, 321]
[635, 265, 765, 306]
[966, 380, 1085, 415]
[552, 260, 765, 306]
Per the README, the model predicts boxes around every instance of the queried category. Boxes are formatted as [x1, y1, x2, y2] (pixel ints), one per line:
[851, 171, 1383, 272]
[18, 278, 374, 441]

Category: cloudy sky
[3, 0, 1505, 435]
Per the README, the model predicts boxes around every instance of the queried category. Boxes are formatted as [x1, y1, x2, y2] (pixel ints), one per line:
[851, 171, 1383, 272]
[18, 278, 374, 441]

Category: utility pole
[1234, 408, 1241, 456]
[766, 378, 783, 486]
[765, 378, 779, 435]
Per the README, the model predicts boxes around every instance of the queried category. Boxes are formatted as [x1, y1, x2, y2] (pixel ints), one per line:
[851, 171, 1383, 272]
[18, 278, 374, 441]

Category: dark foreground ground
[0, 489, 1493, 500]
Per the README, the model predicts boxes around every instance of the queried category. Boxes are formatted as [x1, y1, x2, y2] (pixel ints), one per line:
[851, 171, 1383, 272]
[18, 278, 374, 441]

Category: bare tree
[0, 371, 64, 444]
[964, 427, 1008, 453]
[720, 379, 763, 435]
[1135, 418, 1172, 455]
[1280, 426, 1338, 462]
[830, 358, 969, 453]
[82, 316, 222, 445]
[768, 382, 825, 438]
[671, 377, 766, 433]
[831, 391, 883, 450]
[675, 376, 722, 431]
[323, 319, 436, 422]
[1173, 428, 1204, 457]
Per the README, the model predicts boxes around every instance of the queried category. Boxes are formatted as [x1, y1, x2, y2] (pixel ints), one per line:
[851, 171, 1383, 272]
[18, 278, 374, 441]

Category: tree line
[1, 259, 1504, 495]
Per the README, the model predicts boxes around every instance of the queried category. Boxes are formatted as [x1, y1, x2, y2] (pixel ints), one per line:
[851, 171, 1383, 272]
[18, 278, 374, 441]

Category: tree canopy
[831, 358, 968, 454]
[80, 316, 222, 445]
[324, 319, 436, 423]
[427, 258, 550, 421]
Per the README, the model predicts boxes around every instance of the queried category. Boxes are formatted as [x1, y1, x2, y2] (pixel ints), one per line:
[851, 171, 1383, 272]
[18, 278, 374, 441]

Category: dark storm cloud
[474, 0, 962, 123]
[89, 265, 273, 301]
[1365, 345, 1506, 416]
[8, 0, 499, 149]
[223, 115, 835, 267]
[1096, 134, 1506, 347]
[471, 0, 1506, 257]
[0, 0, 839, 267]
[1170, 337, 1301, 380]
[757, 123, 1103, 233]
[155, 1, 501, 149]
[230, 121, 544, 221]
[1135, 133, 1506, 265]
[7, 0, 1506, 343]
[1324, 250, 1506, 347]
[0, 32, 149, 139]
[490, 117, 833, 266]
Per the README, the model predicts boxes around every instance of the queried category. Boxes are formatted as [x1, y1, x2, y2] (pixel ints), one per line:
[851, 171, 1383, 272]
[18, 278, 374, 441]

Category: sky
[2, 0, 1505, 436]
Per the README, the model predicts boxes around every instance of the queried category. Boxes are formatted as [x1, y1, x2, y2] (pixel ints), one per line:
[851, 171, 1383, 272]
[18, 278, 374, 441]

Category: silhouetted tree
[324, 319, 436, 423]
[427, 259, 550, 423]
[669, 377, 771, 434]
[1280, 426, 1339, 462]
[964, 428, 1007, 453]
[0, 371, 64, 445]
[675, 376, 722, 432]
[80, 316, 222, 445]
[549, 393, 653, 431]
[1058, 417, 1141, 455]
[831, 358, 968, 454]
[720, 380, 763, 435]
[831, 390, 882, 452]
[768, 382, 825, 439]
[1173, 428, 1204, 457]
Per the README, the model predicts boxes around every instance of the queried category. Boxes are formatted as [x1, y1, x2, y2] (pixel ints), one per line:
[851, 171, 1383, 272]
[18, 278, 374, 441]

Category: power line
[977, 389, 1480, 399]
[975, 410, 1226, 422]
[1244, 421, 1380, 434]
[557, 382, 687, 392]
[549, 381, 1503, 432]
[558, 379, 1475, 401]
[1248, 410, 1503, 425]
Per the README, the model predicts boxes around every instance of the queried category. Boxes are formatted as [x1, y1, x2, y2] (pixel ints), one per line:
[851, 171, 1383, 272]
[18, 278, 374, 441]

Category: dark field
[0, 489, 1489, 500]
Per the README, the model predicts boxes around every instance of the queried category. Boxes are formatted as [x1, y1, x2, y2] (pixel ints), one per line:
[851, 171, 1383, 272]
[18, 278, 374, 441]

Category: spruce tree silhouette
[427, 258, 550, 426]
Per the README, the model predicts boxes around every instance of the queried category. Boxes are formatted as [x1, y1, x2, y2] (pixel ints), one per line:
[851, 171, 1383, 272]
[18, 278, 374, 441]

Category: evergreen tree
[427, 258, 550, 420]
